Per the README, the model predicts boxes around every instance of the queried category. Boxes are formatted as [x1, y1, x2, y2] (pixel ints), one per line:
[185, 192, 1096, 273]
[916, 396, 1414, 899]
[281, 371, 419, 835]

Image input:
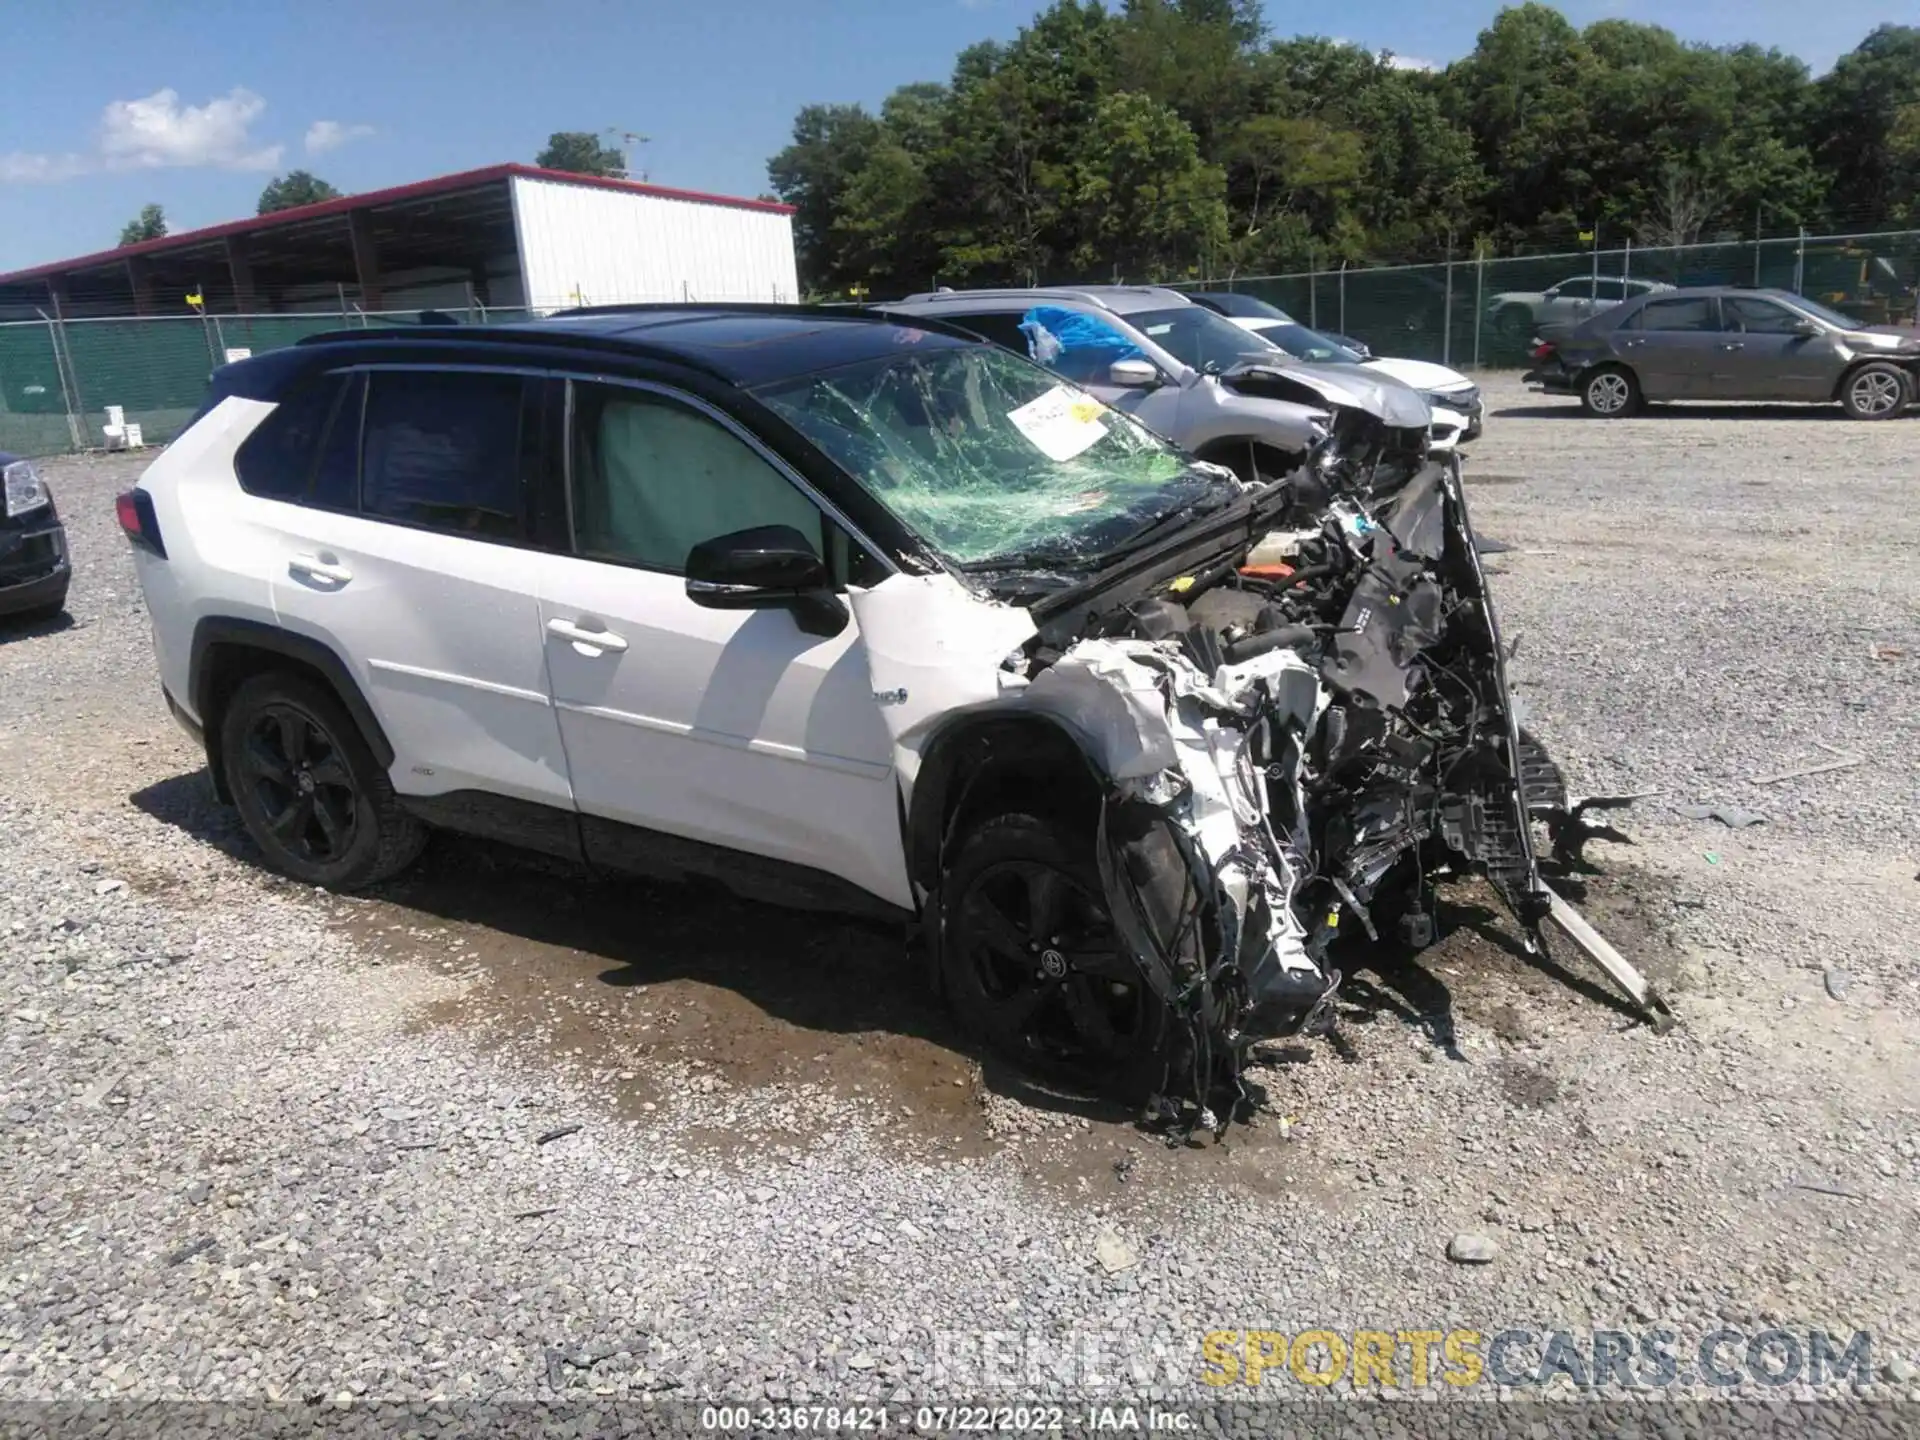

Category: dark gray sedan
[1524, 286, 1920, 420]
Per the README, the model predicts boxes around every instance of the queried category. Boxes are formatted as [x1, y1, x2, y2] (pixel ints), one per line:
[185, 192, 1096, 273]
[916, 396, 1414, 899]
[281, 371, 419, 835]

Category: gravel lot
[2, 376, 1917, 1413]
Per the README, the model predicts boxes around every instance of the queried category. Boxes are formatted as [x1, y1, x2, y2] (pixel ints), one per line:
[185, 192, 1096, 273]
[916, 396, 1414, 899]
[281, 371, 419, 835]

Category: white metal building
[0, 163, 800, 321]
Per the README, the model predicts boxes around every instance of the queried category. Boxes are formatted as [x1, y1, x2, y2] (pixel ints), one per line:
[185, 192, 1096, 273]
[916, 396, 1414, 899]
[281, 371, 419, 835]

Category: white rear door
[265, 367, 572, 807]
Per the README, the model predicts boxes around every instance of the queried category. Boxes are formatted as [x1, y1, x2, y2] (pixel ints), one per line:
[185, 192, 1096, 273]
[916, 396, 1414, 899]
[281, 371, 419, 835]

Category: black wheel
[219, 671, 425, 889]
[939, 813, 1172, 1098]
[1839, 362, 1910, 420]
[1580, 364, 1641, 418]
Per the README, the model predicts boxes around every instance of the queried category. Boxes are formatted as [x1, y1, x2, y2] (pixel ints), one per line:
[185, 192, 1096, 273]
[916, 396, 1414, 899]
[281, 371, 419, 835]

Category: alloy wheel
[240, 704, 360, 866]
[1850, 369, 1903, 417]
[952, 857, 1150, 1072]
[1588, 373, 1631, 414]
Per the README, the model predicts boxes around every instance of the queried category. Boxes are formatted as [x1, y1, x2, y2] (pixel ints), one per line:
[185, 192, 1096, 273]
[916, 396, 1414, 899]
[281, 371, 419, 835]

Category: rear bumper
[1522, 367, 1577, 395]
[0, 520, 69, 615]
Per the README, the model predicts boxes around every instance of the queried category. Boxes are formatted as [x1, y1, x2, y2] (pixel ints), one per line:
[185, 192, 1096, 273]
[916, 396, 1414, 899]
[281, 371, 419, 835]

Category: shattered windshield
[757, 342, 1213, 568]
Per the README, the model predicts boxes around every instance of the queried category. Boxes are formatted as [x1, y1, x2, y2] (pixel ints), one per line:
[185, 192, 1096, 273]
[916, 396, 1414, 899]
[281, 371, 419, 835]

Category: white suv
[123, 306, 1650, 1127]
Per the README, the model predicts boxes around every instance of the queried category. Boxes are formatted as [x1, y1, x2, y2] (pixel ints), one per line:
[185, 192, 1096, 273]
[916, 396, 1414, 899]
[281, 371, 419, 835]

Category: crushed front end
[980, 430, 1661, 1134]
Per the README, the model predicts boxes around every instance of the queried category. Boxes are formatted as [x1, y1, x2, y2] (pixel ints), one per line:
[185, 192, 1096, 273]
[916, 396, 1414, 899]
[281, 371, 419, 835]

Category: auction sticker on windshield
[1008, 385, 1109, 462]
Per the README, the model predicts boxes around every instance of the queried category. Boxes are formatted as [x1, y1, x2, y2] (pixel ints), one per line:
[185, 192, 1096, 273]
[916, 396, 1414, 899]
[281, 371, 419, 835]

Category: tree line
[762, 1, 1920, 297]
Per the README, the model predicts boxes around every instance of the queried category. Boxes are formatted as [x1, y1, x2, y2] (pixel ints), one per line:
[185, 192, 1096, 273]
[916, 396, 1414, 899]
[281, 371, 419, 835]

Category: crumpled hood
[1220, 357, 1433, 430]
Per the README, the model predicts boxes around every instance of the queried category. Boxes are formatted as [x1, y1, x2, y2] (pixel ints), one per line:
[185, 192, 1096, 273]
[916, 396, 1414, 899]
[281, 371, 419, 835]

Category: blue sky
[0, 0, 1909, 272]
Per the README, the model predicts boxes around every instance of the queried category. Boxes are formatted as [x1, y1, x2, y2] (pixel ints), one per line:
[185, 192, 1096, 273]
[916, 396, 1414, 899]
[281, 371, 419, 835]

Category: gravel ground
[2, 380, 1917, 1414]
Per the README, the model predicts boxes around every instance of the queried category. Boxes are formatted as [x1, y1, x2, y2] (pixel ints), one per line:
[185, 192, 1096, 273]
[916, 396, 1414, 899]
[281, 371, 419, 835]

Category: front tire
[1840, 362, 1910, 420]
[938, 813, 1172, 1100]
[1580, 364, 1641, 418]
[219, 671, 425, 890]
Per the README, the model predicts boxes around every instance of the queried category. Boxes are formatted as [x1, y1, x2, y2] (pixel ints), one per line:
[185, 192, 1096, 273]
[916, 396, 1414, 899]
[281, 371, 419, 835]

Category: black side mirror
[685, 524, 847, 638]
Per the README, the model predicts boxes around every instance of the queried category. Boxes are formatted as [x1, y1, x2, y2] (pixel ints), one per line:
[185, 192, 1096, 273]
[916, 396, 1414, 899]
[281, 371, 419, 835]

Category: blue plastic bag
[1018, 306, 1145, 384]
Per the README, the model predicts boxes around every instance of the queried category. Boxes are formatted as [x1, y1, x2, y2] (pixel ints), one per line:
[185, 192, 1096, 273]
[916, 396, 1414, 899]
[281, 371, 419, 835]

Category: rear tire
[938, 813, 1173, 1102]
[1840, 362, 1910, 420]
[219, 671, 425, 890]
[1580, 364, 1641, 418]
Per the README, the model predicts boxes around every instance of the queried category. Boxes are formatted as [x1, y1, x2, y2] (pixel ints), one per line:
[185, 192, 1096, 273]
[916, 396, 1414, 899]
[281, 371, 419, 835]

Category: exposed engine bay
[852, 409, 1670, 1141]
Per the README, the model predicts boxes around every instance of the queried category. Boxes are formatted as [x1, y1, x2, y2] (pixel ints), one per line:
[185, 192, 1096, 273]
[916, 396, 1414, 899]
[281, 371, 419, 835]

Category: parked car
[1484, 275, 1672, 340]
[1190, 291, 1484, 441]
[0, 453, 70, 620]
[877, 286, 1436, 476]
[1524, 285, 1920, 419]
[118, 306, 1633, 1123]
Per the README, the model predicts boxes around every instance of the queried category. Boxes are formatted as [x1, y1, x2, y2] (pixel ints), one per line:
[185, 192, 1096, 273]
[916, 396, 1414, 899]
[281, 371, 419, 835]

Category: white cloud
[98, 88, 281, 170]
[1386, 52, 1439, 71]
[305, 120, 375, 156]
[0, 86, 282, 183]
[0, 151, 89, 183]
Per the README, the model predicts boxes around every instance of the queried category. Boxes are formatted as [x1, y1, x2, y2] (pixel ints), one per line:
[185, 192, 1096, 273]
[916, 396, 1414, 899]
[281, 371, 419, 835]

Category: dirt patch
[1496, 1057, 1562, 1109]
[326, 830, 1684, 1201]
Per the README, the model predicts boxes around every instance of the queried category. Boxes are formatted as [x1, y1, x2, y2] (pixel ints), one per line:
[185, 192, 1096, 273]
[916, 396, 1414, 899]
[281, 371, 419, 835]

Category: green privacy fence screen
[4, 228, 1917, 458]
[0, 306, 537, 458]
[1178, 228, 1920, 370]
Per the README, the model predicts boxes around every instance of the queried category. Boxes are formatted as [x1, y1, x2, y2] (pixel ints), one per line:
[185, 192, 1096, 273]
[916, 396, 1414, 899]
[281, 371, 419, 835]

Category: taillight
[1530, 341, 1557, 362]
[115, 488, 166, 558]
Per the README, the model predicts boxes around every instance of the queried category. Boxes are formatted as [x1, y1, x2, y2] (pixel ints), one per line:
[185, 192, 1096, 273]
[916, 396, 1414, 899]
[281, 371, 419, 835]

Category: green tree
[118, 204, 167, 246]
[1066, 91, 1228, 280]
[1443, 4, 1602, 244]
[535, 131, 626, 178]
[767, 104, 884, 291]
[1810, 25, 1920, 226]
[257, 170, 343, 215]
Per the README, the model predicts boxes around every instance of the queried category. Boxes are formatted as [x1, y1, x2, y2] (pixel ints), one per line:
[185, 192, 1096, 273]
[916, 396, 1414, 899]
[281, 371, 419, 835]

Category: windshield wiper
[1105, 484, 1235, 557]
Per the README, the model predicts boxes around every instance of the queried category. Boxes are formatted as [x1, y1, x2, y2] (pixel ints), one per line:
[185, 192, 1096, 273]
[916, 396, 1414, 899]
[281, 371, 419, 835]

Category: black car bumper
[1522, 366, 1577, 395]
[0, 519, 70, 616]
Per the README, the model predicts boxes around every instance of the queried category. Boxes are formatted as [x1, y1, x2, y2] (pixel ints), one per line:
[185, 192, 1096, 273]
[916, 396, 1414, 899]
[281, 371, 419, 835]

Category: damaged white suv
[124, 306, 1658, 1132]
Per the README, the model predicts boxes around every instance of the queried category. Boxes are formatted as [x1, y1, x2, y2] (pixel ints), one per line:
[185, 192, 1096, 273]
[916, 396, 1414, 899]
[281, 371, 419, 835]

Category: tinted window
[1633, 297, 1719, 332]
[234, 374, 346, 501]
[939, 312, 1031, 354]
[1553, 279, 1594, 299]
[1592, 279, 1626, 302]
[309, 372, 363, 512]
[1724, 297, 1807, 334]
[570, 382, 882, 585]
[361, 371, 527, 540]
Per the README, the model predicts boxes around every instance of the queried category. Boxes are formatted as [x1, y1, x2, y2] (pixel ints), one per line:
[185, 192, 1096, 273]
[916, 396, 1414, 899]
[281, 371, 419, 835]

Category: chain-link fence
[6, 228, 1918, 457]
[1181, 228, 1920, 370]
[0, 305, 538, 458]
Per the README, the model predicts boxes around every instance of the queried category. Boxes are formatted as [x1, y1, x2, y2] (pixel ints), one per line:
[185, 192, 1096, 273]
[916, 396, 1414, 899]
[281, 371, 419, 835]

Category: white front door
[531, 379, 910, 908]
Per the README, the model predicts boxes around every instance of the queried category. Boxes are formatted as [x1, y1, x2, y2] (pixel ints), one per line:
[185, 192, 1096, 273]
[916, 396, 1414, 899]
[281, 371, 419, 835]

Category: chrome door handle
[1719, 342, 1745, 351]
[547, 617, 628, 653]
[1623, 338, 1646, 348]
[288, 553, 352, 584]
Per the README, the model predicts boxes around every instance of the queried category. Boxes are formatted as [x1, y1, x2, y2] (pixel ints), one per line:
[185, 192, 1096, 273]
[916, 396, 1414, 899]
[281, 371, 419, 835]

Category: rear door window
[1633, 297, 1720, 332]
[936, 311, 1031, 354]
[360, 370, 530, 541]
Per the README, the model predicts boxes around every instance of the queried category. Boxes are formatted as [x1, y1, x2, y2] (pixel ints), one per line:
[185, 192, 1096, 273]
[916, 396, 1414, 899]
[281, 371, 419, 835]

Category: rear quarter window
[233, 374, 351, 504]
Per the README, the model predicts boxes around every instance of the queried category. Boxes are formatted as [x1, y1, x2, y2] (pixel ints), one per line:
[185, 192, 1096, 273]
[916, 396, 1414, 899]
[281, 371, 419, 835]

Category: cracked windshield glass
[757, 341, 1214, 568]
